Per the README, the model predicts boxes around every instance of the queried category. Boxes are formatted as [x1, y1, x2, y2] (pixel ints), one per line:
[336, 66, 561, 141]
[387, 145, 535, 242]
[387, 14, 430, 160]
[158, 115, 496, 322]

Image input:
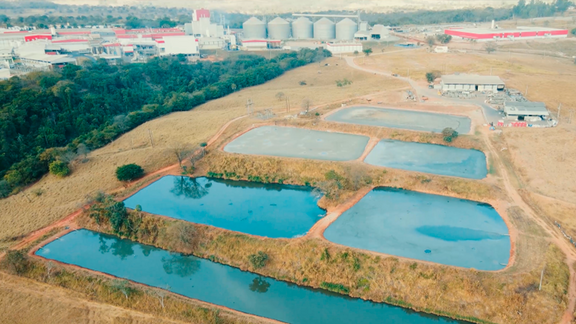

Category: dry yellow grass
[357, 49, 576, 230]
[0, 272, 189, 324]
[0, 57, 397, 249]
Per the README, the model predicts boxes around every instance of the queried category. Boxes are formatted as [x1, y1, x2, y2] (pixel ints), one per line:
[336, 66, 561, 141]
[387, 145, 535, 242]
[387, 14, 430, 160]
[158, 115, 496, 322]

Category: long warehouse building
[441, 74, 505, 93]
[444, 27, 568, 41]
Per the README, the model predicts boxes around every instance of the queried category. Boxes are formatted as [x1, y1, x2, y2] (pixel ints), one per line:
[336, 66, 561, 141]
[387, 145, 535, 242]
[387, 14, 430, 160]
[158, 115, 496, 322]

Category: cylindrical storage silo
[292, 17, 312, 39]
[314, 17, 335, 40]
[243, 17, 266, 39]
[268, 17, 290, 40]
[336, 18, 358, 40]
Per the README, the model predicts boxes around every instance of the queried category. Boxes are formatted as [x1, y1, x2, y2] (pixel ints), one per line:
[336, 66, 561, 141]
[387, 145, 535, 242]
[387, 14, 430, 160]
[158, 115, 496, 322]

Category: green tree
[442, 127, 459, 142]
[426, 36, 436, 47]
[425, 71, 441, 83]
[49, 160, 70, 177]
[116, 164, 144, 182]
[571, 28, 576, 36]
[362, 48, 373, 57]
[436, 34, 452, 44]
[248, 251, 269, 269]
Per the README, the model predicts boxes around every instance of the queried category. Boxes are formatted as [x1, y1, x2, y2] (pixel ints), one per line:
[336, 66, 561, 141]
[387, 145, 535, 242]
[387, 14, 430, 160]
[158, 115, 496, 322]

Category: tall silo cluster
[243, 17, 266, 39]
[242, 16, 359, 41]
[268, 17, 290, 40]
[313, 18, 335, 40]
[291, 17, 313, 39]
[335, 18, 357, 40]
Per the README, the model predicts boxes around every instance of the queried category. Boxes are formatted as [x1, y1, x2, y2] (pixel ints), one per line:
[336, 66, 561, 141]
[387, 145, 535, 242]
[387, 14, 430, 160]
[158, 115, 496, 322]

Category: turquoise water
[36, 229, 467, 324]
[324, 188, 510, 270]
[326, 106, 471, 134]
[123, 176, 325, 238]
[223, 126, 369, 161]
[364, 139, 487, 179]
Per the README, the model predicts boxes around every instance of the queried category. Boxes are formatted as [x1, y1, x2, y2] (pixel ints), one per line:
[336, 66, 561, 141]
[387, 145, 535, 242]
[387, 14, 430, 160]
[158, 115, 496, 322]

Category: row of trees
[0, 48, 331, 197]
[0, 14, 184, 29]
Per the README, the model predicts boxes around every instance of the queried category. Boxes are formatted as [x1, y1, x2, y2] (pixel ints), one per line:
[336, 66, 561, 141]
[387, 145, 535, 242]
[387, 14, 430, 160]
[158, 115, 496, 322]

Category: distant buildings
[444, 27, 568, 41]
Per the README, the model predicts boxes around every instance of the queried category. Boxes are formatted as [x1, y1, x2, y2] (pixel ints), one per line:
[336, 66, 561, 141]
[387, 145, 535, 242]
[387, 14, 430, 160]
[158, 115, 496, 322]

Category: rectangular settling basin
[324, 188, 511, 270]
[223, 126, 369, 161]
[36, 229, 470, 324]
[325, 106, 471, 134]
[123, 176, 325, 238]
[364, 139, 487, 179]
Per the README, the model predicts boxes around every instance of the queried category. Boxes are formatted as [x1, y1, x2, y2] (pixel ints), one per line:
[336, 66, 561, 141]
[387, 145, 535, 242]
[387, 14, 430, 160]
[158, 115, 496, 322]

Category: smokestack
[491, 20, 495, 29]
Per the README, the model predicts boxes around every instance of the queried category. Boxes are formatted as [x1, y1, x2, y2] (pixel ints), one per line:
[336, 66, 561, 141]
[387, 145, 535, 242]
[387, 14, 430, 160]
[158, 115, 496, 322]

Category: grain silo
[268, 17, 290, 40]
[292, 17, 313, 39]
[313, 17, 335, 40]
[336, 18, 358, 40]
[243, 17, 266, 39]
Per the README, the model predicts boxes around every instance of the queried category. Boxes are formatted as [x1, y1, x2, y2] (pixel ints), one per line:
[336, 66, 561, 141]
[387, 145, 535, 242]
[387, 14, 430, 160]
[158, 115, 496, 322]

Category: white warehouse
[441, 74, 505, 93]
[326, 42, 362, 54]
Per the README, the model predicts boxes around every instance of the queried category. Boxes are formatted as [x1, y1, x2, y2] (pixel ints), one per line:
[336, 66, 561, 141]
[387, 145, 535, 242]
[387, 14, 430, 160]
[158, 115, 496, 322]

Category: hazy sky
[51, 0, 524, 13]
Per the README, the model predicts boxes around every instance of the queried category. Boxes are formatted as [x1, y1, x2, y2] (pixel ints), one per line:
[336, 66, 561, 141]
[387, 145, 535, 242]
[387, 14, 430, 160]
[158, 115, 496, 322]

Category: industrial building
[503, 102, 549, 120]
[184, 9, 224, 38]
[445, 27, 568, 41]
[326, 42, 362, 54]
[268, 17, 290, 40]
[441, 74, 505, 93]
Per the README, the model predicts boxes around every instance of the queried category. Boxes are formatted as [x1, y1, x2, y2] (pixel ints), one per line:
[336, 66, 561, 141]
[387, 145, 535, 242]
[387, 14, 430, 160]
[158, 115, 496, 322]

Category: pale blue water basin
[36, 229, 469, 324]
[123, 176, 325, 238]
[223, 126, 369, 161]
[325, 106, 471, 134]
[364, 139, 487, 179]
[324, 188, 510, 270]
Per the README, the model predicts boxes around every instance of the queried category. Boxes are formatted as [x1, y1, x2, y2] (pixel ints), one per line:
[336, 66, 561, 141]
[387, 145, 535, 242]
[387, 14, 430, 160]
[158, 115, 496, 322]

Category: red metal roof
[103, 42, 121, 47]
[24, 34, 52, 42]
[57, 31, 91, 35]
[52, 39, 89, 43]
[193, 8, 210, 21]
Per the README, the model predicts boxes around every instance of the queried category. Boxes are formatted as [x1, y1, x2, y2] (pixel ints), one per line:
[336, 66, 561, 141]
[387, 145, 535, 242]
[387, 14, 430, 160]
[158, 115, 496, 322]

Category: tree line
[0, 48, 331, 197]
[1, 0, 573, 30]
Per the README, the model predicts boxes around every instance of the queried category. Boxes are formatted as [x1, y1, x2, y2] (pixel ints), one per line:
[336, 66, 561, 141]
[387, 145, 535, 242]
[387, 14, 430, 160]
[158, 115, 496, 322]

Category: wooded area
[0, 49, 330, 196]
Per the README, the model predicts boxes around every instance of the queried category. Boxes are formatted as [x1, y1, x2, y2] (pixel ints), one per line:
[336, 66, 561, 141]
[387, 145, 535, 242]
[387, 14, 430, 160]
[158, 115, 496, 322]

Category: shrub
[49, 160, 71, 177]
[320, 282, 349, 294]
[248, 251, 269, 269]
[116, 163, 144, 182]
[442, 127, 459, 143]
[2, 250, 31, 275]
[425, 70, 441, 83]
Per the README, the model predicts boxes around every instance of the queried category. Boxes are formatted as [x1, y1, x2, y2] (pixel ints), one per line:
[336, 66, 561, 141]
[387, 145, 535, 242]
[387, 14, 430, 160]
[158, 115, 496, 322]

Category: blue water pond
[324, 188, 510, 270]
[124, 176, 325, 238]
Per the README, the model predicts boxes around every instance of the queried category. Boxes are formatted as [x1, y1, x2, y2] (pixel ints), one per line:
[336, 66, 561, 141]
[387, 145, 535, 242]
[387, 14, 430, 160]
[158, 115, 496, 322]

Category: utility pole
[557, 103, 562, 124]
[524, 85, 528, 96]
[539, 264, 546, 291]
[148, 129, 154, 147]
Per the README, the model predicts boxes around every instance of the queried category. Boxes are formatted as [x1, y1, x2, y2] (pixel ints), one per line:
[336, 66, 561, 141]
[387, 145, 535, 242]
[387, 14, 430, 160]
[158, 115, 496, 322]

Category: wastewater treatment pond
[324, 188, 510, 271]
[36, 229, 469, 324]
[364, 139, 487, 179]
[223, 126, 369, 161]
[325, 106, 471, 134]
[123, 176, 325, 238]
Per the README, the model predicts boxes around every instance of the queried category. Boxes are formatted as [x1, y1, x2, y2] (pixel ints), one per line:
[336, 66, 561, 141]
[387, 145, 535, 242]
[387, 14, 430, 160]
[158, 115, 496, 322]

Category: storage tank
[268, 17, 290, 40]
[292, 17, 313, 39]
[313, 18, 335, 40]
[243, 17, 266, 39]
[336, 18, 358, 40]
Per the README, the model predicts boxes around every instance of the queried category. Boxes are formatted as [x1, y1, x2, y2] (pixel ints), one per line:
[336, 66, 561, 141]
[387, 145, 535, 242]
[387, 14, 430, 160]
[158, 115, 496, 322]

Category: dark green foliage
[88, 194, 132, 236]
[2, 250, 31, 275]
[572, 28, 576, 36]
[320, 282, 350, 294]
[410, 262, 418, 270]
[49, 160, 70, 177]
[116, 164, 144, 182]
[425, 71, 442, 83]
[0, 180, 10, 198]
[436, 34, 452, 44]
[363, 48, 373, 56]
[248, 251, 269, 269]
[442, 127, 459, 143]
[0, 49, 328, 196]
[320, 248, 331, 262]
